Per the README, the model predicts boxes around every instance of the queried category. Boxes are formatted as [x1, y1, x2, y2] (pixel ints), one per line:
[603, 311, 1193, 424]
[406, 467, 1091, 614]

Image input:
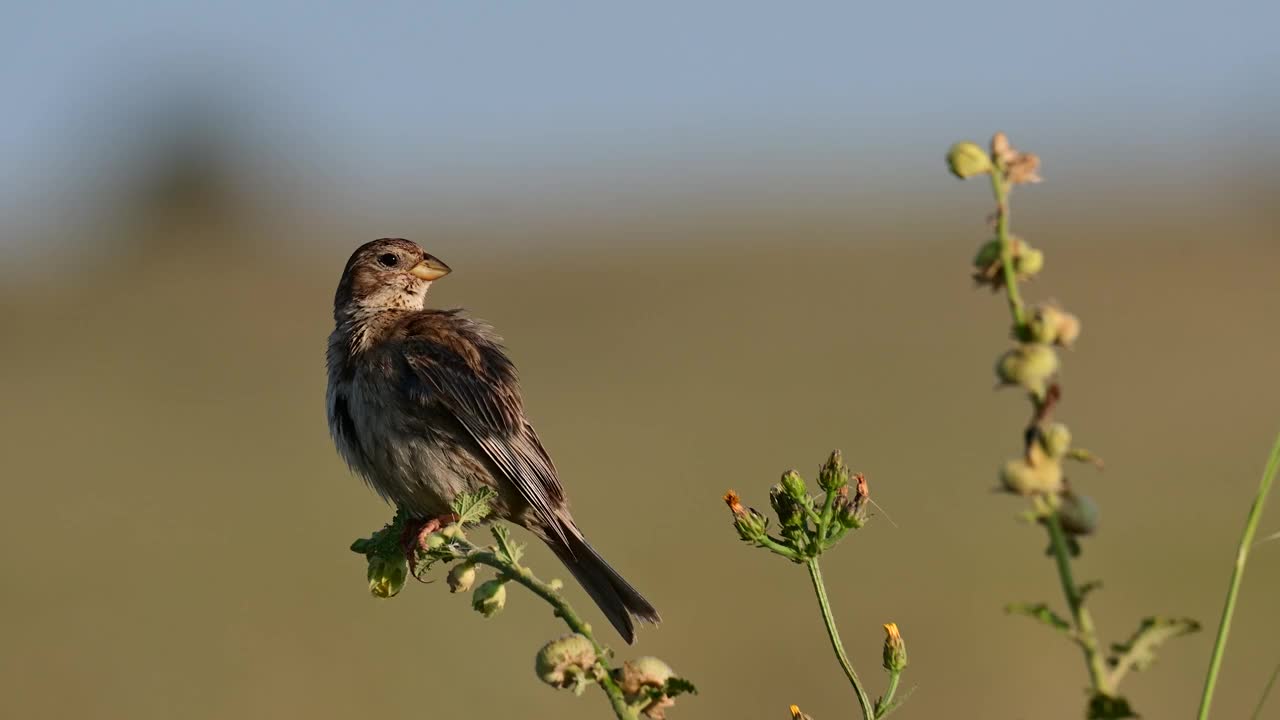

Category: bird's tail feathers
[544, 521, 660, 645]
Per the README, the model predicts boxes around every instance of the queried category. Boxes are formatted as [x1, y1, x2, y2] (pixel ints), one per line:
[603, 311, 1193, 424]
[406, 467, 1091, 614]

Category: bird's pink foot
[400, 513, 462, 557]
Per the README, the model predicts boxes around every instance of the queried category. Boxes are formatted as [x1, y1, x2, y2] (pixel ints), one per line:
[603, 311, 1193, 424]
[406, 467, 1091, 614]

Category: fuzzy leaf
[1005, 602, 1071, 634]
[664, 677, 698, 698]
[1108, 616, 1200, 674]
[451, 488, 497, 526]
[491, 525, 524, 565]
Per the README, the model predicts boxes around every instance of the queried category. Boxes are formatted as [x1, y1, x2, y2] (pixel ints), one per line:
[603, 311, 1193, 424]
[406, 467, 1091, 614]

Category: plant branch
[806, 558, 876, 720]
[1198, 429, 1280, 720]
[460, 540, 638, 720]
[1045, 512, 1111, 695]
[876, 670, 902, 717]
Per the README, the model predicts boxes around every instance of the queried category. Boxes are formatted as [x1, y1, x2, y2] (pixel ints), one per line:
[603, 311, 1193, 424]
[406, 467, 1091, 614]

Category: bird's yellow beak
[410, 256, 451, 281]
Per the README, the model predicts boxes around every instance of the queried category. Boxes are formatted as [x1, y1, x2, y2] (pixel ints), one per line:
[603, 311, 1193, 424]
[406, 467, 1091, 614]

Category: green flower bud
[617, 657, 678, 719]
[882, 623, 908, 673]
[817, 449, 849, 492]
[535, 633, 598, 694]
[947, 141, 993, 179]
[367, 553, 408, 598]
[725, 490, 770, 541]
[769, 485, 804, 529]
[440, 523, 464, 540]
[833, 482, 868, 530]
[1015, 247, 1044, 279]
[995, 343, 1059, 395]
[1027, 304, 1081, 347]
[780, 470, 809, 505]
[471, 579, 507, 617]
[423, 532, 447, 550]
[835, 496, 865, 530]
[1058, 493, 1099, 535]
[999, 457, 1064, 495]
[1039, 423, 1072, 459]
[447, 562, 477, 593]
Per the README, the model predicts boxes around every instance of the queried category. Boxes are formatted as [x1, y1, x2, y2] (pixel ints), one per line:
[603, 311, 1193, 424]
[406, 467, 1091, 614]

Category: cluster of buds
[535, 633, 601, 696]
[948, 133, 1041, 184]
[535, 639, 694, 720]
[949, 134, 1100, 536]
[973, 235, 1044, 289]
[615, 657, 692, 720]
[352, 490, 697, 719]
[724, 450, 871, 561]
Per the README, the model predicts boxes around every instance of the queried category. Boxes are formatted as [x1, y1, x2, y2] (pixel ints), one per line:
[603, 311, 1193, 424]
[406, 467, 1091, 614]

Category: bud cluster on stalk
[723, 449, 871, 562]
[948, 133, 1199, 718]
[949, 133, 1100, 535]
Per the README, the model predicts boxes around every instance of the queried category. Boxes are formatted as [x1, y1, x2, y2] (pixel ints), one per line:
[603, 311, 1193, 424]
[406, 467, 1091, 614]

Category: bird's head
[333, 238, 451, 319]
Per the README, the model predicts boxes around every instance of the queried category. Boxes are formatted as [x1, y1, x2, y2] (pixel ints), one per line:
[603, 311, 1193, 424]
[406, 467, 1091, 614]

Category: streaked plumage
[326, 238, 659, 642]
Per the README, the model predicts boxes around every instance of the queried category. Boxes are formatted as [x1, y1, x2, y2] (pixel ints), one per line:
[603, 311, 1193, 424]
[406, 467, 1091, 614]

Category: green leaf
[1108, 616, 1200, 674]
[664, 677, 698, 698]
[491, 525, 524, 565]
[451, 488, 498, 526]
[1005, 602, 1071, 634]
[1079, 580, 1103, 603]
[1087, 693, 1138, 719]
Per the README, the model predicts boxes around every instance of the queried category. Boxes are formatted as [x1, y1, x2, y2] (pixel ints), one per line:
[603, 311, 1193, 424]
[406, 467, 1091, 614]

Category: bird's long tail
[544, 521, 660, 644]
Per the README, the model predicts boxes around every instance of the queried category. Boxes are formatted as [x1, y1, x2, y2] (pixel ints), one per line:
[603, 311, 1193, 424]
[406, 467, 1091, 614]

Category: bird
[326, 238, 660, 643]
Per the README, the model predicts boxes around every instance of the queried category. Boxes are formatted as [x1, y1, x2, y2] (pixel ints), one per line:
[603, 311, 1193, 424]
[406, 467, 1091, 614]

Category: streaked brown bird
[326, 238, 659, 642]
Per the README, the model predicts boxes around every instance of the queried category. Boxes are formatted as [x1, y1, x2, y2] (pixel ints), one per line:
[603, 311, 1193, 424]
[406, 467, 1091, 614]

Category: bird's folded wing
[402, 332, 569, 547]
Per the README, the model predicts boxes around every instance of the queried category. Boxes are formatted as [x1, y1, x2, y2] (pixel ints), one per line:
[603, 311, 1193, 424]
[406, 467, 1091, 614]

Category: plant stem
[806, 558, 876, 720]
[989, 164, 1110, 697]
[1044, 513, 1111, 695]
[988, 171, 1026, 329]
[466, 547, 638, 720]
[876, 671, 901, 717]
[1197, 429, 1280, 720]
[1250, 660, 1280, 720]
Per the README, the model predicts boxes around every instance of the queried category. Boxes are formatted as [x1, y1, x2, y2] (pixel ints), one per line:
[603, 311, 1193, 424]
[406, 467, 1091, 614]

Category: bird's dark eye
[377, 253, 399, 268]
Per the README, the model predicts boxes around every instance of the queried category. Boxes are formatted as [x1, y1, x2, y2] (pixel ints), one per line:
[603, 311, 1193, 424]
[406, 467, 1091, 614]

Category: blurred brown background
[2, 4, 1279, 719]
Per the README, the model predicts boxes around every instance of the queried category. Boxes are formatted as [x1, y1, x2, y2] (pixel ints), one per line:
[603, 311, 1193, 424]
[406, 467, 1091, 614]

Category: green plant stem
[1250, 660, 1280, 720]
[991, 165, 1110, 697]
[760, 535, 805, 561]
[1197, 429, 1280, 720]
[1045, 513, 1112, 695]
[806, 558, 876, 720]
[465, 547, 638, 720]
[876, 671, 901, 717]
[988, 171, 1026, 329]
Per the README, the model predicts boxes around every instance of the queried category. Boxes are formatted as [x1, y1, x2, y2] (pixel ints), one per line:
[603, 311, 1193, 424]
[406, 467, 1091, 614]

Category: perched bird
[326, 238, 659, 642]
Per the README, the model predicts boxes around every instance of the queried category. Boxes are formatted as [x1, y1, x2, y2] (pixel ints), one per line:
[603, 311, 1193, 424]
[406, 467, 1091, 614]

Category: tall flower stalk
[947, 132, 1198, 719]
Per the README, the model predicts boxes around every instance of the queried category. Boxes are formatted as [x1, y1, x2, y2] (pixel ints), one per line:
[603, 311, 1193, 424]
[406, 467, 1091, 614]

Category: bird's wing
[400, 312, 569, 545]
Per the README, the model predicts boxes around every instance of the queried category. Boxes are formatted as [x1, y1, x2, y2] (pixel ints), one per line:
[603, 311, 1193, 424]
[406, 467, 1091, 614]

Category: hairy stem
[989, 170, 1026, 329]
[876, 671, 901, 717]
[466, 547, 638, 720]
[1198, 429, 1280, 720]
[806, 558, 876, 720]
[1045, 514, 1111, 695]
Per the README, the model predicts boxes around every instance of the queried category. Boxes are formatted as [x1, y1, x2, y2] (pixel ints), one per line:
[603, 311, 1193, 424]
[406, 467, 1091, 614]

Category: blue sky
[1, 1, 1276, 226]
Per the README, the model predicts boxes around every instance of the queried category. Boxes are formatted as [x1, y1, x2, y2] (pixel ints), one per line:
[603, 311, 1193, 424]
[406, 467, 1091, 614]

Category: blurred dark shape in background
[117, 90, 248, 237]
